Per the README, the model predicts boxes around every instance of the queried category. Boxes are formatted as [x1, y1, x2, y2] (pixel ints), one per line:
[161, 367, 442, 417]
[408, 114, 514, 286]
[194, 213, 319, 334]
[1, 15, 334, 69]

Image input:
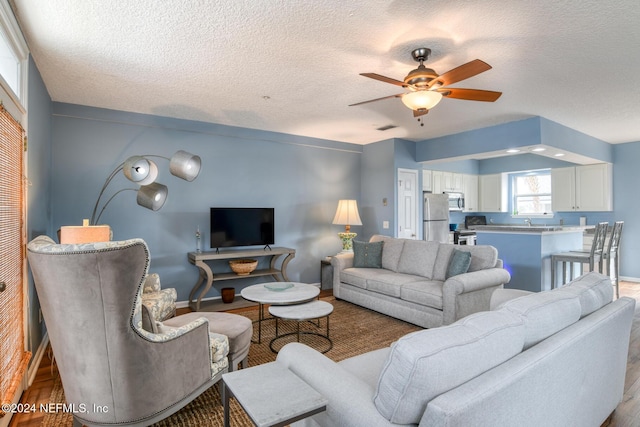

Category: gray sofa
[278, 272, 635, 427]
[332, 235, 511, 328]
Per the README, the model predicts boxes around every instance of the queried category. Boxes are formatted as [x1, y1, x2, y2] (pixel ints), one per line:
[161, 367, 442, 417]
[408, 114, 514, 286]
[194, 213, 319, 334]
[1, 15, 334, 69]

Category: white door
[397, 169, 418, 239]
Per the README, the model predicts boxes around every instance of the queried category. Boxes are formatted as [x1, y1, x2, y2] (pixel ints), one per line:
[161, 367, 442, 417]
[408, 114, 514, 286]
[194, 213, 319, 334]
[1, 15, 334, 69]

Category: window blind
[0, 103, 30, 414]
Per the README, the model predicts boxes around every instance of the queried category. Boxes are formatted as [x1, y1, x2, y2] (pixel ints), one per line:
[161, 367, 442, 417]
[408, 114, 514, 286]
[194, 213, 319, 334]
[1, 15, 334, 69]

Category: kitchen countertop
[472, 225, 592, 233]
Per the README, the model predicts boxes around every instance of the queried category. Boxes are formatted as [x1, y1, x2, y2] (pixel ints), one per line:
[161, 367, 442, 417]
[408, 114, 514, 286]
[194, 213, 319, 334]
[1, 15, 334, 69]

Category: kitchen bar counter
[476, 226, 586, 292]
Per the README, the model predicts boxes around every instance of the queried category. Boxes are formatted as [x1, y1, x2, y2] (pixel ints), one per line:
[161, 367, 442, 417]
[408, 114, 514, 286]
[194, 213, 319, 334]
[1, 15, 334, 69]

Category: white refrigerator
[423, 193, 450, 243]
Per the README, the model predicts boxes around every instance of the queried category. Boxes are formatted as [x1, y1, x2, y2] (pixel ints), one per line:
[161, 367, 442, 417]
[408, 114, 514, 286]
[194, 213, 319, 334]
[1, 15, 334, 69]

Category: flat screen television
[210, 207, 275, 249]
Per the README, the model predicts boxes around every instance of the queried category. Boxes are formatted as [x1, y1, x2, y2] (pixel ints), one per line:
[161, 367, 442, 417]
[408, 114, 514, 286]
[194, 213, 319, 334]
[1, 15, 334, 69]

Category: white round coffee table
[241, 282, 320, 343]
[268, 300, 334, 354]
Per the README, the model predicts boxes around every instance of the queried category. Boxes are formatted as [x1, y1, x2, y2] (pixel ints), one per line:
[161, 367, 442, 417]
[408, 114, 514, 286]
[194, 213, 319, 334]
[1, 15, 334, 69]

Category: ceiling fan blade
[360, 73, 407, 87]
[349, 93, 404, 107]
[439, 88, 502, 102]
[413, 109, 429, 118]
[428, 59, 492, 88]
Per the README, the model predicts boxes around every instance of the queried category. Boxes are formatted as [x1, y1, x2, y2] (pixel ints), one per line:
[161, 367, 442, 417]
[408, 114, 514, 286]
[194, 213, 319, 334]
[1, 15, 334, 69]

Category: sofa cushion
[555, 271, 613, 318]
[501, 290, 581, 349]
[340, 268, 383, 290]
[446, 249, 472, 279]
[396, 240, 439, 279]
[400, 280, 443, 309]
[353, 240, 383, 268]
[367, 273, 424, 298]
[374, 310, 525, 424]
[370, 235, 405, 272]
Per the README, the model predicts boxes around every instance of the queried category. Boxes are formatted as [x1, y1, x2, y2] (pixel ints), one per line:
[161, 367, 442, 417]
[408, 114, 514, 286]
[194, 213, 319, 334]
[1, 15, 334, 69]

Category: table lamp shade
[332, 200, 362, 230]
[332, 200, 362, 253]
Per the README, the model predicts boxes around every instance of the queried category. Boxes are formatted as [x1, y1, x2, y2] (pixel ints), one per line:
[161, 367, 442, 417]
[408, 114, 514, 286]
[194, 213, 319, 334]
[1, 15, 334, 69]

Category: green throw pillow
[446, 249, 472, 279]
[353, 240, 384, 268]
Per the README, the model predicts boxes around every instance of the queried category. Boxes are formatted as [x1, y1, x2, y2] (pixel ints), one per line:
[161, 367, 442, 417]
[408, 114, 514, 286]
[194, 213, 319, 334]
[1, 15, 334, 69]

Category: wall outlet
[383, 221, 389, 229]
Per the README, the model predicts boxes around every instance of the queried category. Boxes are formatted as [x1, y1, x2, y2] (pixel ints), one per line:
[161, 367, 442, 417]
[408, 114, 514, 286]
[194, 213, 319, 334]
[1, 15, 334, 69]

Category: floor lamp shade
[123, 156, 158, 185]
[91, 151, 201, 225]
[137, 182, 168, 211]
[169, 150, 201, 181]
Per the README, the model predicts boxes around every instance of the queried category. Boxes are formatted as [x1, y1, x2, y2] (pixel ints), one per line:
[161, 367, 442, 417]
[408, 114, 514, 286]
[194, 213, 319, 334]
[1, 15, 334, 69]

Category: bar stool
[551, 221, 608, 288]
[603, 221, 624, 298]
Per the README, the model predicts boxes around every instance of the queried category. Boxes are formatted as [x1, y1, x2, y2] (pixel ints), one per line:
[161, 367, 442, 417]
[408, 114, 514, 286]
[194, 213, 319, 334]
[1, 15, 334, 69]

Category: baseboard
[28, 331, 49, 387]
[176, 296, 220, 309]
[620, 276, 640, 283]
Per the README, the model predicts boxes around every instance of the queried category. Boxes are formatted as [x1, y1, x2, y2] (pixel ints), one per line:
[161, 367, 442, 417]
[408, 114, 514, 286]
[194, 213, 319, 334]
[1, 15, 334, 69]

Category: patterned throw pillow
[353, 240, 384, 268]
[446, 249, 472, 279]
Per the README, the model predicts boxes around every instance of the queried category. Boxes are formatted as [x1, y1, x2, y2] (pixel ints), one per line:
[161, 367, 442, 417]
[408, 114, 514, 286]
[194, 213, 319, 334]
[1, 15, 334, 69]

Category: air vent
[376, 124, 397, 131]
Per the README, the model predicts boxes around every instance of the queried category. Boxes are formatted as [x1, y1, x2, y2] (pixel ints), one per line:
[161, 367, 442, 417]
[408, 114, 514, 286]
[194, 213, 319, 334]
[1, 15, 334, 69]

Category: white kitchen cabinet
[422, 170, 432, 192]
[551, 164, 612, 212]
[450, 173, 464, 192]
[462, 174, 479, 212]
[550, 167, 576, 212]
[431, 171, 463, 193]
[479, 173, 508, 212]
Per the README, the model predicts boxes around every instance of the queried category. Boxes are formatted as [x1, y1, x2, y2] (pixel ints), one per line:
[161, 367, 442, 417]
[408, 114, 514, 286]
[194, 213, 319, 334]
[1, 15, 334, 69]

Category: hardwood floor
[8, 283, 640, 427]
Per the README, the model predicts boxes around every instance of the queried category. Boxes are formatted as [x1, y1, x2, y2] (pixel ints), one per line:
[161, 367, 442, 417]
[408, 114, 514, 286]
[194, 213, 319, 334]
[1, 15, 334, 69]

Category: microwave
[446, 192, 465, 211]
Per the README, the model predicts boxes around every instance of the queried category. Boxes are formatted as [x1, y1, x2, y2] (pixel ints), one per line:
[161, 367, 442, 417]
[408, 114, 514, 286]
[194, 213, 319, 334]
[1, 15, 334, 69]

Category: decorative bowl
[264, 282, 294, 292]
[229, 259, 258, 275]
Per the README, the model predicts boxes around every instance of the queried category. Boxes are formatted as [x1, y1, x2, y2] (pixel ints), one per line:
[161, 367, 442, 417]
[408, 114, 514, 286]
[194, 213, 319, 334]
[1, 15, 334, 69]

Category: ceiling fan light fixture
[401, 90, 443, 111]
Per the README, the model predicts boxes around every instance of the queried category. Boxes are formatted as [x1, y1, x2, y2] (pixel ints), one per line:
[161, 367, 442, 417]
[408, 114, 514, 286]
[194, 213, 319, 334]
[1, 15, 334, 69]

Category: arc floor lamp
[90, 150, 201, 225]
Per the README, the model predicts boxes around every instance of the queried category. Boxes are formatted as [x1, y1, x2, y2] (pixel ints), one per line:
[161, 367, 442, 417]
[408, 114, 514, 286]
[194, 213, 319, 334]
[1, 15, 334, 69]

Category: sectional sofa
[278, 272, 634, 426]
[331, 235, 511, 328]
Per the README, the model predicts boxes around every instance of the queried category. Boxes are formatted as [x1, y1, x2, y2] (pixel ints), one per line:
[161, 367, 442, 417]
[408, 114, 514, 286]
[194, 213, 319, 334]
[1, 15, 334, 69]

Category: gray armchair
[27, 236, 229, 427]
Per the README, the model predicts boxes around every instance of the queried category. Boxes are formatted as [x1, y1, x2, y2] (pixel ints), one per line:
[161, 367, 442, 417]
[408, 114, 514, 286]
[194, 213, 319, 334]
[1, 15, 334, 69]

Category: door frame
[0, 3, 29, 426]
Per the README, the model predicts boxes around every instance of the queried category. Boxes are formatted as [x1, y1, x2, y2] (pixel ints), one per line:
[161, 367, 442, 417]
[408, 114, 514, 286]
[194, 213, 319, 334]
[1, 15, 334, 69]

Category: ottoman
[164, 312, 252, 371]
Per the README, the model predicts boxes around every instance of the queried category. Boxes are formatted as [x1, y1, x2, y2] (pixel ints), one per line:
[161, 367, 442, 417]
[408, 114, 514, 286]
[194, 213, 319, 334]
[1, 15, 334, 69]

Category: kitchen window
[511, 170, 553, 217]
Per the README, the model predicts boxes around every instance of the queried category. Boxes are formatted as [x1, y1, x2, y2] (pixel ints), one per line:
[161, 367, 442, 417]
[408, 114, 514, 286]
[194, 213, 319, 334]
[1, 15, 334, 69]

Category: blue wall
[612, 141, 640, 280]
[361, 140, 394, 239]
[416, 117, 542, 162]
[26, 56, 52, 362]
[50, 104, 362, 301]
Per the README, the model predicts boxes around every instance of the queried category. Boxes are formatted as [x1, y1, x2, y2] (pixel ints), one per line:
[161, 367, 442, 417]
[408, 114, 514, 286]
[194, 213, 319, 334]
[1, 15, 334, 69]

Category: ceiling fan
[350, 48, 502, 122]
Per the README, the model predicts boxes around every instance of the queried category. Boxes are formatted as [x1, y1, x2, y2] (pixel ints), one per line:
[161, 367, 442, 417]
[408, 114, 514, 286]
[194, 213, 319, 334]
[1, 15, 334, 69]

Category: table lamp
[332, 199, 362, 253]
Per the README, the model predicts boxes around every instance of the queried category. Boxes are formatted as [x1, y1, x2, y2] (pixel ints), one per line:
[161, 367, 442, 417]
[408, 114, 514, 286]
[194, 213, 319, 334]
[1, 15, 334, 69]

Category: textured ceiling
[10, 0, 640, 145]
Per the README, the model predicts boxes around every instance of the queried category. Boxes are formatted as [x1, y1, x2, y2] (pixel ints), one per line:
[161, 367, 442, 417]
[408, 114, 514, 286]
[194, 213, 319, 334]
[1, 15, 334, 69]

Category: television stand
[187, 247, 296, 311]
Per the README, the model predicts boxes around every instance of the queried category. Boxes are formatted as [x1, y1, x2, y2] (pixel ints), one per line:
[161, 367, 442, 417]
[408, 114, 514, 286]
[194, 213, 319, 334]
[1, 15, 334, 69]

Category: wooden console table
[187, 247, 296, 311]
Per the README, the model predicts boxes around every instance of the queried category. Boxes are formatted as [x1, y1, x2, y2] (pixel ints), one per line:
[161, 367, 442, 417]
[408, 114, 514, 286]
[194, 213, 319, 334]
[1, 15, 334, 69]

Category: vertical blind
[0, 103, 30, 413]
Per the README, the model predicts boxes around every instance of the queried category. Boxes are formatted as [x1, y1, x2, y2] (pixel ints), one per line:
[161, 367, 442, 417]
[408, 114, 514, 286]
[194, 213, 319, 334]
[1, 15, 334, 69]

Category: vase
[221, 287, 235, 304]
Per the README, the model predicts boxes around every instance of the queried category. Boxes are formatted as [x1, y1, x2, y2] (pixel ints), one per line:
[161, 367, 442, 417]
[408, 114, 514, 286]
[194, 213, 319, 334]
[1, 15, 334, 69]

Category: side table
[222, 361, 327, 427]
[320, 256, 333, 290]
[269, 300, 334, 354]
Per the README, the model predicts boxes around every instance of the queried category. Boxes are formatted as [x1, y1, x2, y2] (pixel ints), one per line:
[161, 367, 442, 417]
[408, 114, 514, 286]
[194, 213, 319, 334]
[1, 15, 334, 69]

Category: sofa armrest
[331, 252, 354, 293]
[442, 268, 511, 324]
[277, 343, 394, 426]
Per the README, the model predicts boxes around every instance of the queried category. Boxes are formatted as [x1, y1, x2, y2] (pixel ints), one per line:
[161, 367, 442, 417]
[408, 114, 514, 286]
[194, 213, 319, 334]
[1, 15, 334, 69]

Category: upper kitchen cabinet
[422, 170, 432, 192]
[432, 171, 463, 194]
[551, 164, 612, 212]
[462, 174, 479, 212]
[479, 173, 508, 212]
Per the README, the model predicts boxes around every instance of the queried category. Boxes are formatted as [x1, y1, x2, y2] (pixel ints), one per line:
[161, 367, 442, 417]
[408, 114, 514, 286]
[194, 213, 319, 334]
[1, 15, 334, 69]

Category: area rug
[42, 296, 421, 426]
